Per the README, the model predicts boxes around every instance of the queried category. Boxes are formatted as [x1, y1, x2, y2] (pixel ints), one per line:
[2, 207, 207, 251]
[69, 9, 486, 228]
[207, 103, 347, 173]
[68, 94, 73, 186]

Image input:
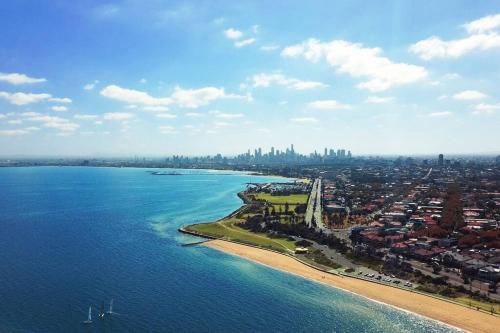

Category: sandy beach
[207, 239, 500, 333]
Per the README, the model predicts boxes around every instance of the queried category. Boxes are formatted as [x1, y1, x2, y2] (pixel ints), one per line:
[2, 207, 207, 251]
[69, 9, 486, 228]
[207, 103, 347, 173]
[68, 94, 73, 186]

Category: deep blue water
[0, 167, 461, 333]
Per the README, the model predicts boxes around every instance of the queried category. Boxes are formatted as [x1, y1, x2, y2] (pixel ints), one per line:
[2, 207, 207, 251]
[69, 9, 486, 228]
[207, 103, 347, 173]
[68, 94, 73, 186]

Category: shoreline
[205, 239, 500, 333]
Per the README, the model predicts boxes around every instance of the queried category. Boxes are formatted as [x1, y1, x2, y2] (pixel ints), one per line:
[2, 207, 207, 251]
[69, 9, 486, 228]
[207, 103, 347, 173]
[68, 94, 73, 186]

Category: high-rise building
[324, 148, 328, 157]
[270, 146, 275, 156]
[438, 154, 444, 166]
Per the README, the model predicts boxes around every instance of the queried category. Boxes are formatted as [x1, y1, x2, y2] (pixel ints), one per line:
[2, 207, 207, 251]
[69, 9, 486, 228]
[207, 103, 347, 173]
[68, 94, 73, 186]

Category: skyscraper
[438, 154, 444, 166]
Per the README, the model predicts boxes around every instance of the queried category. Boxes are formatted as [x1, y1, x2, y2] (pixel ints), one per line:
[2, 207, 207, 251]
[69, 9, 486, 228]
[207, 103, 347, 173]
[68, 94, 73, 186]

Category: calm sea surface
[0, 167, 461, 332]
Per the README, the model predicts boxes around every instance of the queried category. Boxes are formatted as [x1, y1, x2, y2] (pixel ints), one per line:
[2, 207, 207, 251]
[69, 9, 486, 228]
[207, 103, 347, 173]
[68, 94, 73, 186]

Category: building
[438, 154, 444, 166]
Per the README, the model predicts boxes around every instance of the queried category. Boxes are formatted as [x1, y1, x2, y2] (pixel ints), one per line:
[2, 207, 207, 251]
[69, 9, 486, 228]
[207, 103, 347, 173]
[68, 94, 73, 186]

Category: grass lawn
[254, 193, 308, 204]
[186, 218, 297, 253]
[453, 296, 500, 313]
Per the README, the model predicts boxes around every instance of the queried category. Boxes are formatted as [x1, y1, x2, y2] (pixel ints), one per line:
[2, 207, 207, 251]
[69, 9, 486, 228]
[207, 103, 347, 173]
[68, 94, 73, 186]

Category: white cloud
[307, 99, 351, 110]
[7, 119, 23, 124]
[84, 80, 99, 91]
[103, 112, 135, 121]
[186, 112, 203, 117]
[453, 90, 487, 100]
[472, 103, 500, 115]
[260, 44, 280, 51]
[74, 114, 99, 121]
[0, 129, 28, 136]
[235, 38, 256, 48]
[252, 25, 259, 34]
[428, 111, 452, 117]
[224, 28, 243, 40]
[0, 114, 6, 119]
[49, 97, 72, 103]
[409, 34, 500, 60]
[0, 92, 51, 105]
[410, 14, 500, 60]
[25, 126, 40, 131]
[290, 117, 318, 123]
[20, 112, 42, 117]
[172, 86, 247, 108]
[283, 38, 427, 92]
[51, 105, 68, 112]
[0, 92, 71, 106]
[101, 84, 247, 109]
[252, 73, 328, 90]
[26, 114, 79, 131]
[100, 85, 172, 106]
[0, 72, 46, 85]
[209, 110, 244, 119]
[365, 96, 394, 104]
[143, 105, 169, 113]
[156, 113, 177, 119]
[463, 14, 500, 34]
[213, 121, 232, 128]
[159, 125, 177, 134]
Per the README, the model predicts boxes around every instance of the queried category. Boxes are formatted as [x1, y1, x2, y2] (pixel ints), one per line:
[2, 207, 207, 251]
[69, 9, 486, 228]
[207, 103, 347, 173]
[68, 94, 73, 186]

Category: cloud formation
[103, 112, 135, 120]
[282, 38, 427, 92]
[101, 85, 172, 106]
[25, 114, 79, 131]
[453, 90, 486, 100]
[100, 85, 249, 109]
[307, 99, 351, 110]
[0, 72, 46, 85]
[410, 14, 500, 60]
[224, 28, 243, 40]
[290, 117, 318, 123]
[0, 92, 71, 105]
[252, 73, 328, 90]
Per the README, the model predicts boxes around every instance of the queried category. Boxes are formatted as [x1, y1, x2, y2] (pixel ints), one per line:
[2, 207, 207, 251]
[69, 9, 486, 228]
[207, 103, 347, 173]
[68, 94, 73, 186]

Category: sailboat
[99, 301, 105, 318]
[106, 299, 115, 315]
[83, 306, 93, 324]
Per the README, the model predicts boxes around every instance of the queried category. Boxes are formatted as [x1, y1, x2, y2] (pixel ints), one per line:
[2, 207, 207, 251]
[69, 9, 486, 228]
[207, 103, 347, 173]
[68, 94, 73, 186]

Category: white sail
[109, 299, 113, 314]
[83, 306, 93, 324]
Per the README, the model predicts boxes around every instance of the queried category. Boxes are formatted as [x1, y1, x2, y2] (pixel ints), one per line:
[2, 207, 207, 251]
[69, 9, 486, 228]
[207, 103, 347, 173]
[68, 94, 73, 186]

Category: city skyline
[1, 1, 500, 156]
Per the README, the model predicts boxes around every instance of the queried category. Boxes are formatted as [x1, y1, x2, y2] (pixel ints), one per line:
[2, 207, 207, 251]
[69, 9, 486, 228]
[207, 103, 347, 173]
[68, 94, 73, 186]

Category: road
[305, 178, 327, 233]
[422, 167, 433, 180]
[305, 178, 319, 228]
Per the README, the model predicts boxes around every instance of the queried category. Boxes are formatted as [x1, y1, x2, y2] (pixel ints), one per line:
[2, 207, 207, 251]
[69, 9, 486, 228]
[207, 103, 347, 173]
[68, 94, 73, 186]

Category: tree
[440, 184, 464, 231]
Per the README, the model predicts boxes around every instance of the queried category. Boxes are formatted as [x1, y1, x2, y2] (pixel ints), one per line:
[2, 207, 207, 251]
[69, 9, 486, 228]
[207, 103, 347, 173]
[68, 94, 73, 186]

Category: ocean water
[0, 167, 461, 333]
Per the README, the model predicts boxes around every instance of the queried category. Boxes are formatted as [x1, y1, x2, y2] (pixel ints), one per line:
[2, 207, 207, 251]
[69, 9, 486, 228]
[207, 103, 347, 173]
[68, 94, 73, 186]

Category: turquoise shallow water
[0, 167, 461, 332]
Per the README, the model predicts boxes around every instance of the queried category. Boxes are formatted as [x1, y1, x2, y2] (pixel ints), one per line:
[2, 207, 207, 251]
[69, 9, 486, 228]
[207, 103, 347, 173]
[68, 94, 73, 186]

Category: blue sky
[0, 0, 499, 156]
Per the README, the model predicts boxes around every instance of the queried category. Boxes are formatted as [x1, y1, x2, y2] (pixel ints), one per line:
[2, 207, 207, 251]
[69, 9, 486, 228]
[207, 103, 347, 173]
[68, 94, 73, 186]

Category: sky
[0, 0, 499, 157]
